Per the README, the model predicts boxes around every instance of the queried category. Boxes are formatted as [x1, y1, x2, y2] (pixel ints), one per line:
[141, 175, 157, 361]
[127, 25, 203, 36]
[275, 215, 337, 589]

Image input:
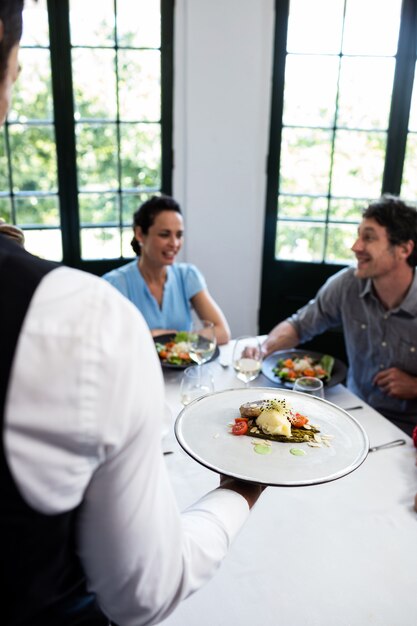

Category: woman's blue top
[102, 260, 206, 331]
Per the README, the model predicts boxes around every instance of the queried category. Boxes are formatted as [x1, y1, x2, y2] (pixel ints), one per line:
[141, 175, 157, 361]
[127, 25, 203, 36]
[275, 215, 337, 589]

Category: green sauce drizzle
[290, 448, 306, 456]
[254, 443, 272, 455]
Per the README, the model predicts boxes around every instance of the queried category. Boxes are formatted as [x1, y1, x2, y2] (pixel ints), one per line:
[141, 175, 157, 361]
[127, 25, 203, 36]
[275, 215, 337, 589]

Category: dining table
[159, 339, 417, 626]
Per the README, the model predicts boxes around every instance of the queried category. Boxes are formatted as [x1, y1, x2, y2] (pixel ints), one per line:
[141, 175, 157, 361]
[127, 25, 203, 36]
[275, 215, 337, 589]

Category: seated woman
[102, 195, 231, 344]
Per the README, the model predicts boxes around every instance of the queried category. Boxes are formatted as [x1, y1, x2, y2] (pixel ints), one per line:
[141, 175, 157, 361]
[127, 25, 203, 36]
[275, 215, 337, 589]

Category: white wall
[173, 0, 275, 338]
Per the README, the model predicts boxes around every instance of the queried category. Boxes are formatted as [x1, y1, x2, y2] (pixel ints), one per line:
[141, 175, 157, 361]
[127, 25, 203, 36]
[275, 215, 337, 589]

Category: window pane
[120, 123, 161, 190]
[121, 192, 151, 223]
[72, 49, 117, 119]
[117, 0, 161, 48]
[280, 128, 332, 195]
[15, 196, 59, 226]
[326, 223, 358, 265]
[0, 197, 12, 222]
[287, 0, 345, 54]
[9, 125, 58, 192]
[331, 130, 386, 197]
[276, 221, 326, 262]
[69, 0, 115, 46]
[328, 197, 368, 221]
[122, 226, 135, 258]
[343, 0, 402, 55]
[76, 123, 118, 190]
[21, 0, 49, 47]
[408, 63, 417, 132]
[10, 49, 53, 121]
[81, 227, 121, 259]
[79, 193, 118, 225]
[23, 229, 63, 262]
[401, 133, 417, 199]
[0, 130, 9, 189]
[278, 195, 327, 220]
[283, 56, 339, 127]
[337, 58, 395, 129]
[118, 50, 161, 121]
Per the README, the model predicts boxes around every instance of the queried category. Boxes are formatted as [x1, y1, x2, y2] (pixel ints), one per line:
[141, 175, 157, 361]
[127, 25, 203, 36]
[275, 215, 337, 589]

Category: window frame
[3, 0, 174, 274]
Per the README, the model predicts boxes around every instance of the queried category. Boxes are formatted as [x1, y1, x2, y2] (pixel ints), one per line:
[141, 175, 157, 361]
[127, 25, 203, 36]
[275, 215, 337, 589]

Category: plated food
[273, 354, 334, 383]
[230, 397, 333, 449]
[261, 349, 347, 388]
[155, 331, 194, 366]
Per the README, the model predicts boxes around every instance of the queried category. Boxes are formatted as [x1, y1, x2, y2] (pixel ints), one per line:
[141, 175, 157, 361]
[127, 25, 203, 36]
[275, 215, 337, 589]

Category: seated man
[261, 195, 417, 436]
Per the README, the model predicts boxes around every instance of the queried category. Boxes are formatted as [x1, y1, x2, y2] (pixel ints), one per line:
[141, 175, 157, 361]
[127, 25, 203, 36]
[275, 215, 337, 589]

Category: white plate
[174, 387, 369, 487]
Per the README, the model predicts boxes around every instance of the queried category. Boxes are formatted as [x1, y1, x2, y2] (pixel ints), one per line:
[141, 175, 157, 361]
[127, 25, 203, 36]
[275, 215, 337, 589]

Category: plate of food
[175, 387, 368, 487]
[261, 349, 347, 388]
[155, 332, 220, 369]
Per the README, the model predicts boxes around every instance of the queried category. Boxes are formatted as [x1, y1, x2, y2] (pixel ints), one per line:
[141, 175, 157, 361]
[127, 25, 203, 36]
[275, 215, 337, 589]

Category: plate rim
[261, 348, 347, 389]
[174, 387, 369, 487]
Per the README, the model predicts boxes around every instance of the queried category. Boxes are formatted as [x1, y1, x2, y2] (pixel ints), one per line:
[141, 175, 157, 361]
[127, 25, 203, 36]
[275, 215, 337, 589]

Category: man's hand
[373, 367, 417, 399]
[219, 475, 266, 509]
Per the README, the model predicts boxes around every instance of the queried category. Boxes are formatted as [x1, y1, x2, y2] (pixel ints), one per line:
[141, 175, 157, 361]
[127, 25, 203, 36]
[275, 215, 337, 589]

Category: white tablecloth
[159, 342, 417, 626]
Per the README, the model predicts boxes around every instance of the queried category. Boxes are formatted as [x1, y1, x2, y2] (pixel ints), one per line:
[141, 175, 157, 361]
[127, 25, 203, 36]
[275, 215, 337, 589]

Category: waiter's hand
[219, 475, 266, 509]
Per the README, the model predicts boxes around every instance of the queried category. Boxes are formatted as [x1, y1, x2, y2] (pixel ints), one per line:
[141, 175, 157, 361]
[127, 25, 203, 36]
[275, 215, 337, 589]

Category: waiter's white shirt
[5, 266, 249, 626]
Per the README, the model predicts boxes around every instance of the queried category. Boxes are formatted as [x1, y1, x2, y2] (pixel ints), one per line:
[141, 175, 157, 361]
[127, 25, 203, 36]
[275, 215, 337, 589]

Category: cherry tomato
[232, 421, 248, 436]
[235, 417, 249, 423]
[159, 350, 168, 359]
[303, 368, 315, 377]
[292, 412, 308, 428]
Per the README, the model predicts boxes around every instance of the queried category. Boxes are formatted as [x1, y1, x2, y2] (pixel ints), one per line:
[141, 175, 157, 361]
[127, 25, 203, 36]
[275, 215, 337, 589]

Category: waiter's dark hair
[363, 195, 417, 267]
[0, 0, 25, 82]
[131, 195, 182, 256]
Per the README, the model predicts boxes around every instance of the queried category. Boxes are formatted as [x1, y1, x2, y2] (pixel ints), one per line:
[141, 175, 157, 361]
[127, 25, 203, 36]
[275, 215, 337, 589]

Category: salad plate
[261, 349, 347, 388]
[175, 387, 369, 487]
[154, 333, 220, 370]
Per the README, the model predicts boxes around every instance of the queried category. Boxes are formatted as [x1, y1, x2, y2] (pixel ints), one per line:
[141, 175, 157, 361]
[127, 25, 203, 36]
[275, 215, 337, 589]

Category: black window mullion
[161, 0, 174, 195]
[47, 0, 81, 267]
[382, 0, 417, 194]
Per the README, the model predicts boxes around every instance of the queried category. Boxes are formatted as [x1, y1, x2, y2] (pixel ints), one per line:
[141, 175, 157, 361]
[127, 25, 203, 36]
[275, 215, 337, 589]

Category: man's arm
[261, 320, 300, 358]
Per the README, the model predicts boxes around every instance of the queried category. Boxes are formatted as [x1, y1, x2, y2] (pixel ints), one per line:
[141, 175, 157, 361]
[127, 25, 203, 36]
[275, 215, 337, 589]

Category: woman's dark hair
[363, 194, 417, 267]
[131, 194, 182, 256]
[0, 0, 25, 82]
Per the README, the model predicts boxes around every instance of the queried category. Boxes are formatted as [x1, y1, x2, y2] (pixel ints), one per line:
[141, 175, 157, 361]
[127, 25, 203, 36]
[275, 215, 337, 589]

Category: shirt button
[361, 324, 367, 329]
[381, 341, 387, 347]
[411, 347, 416, 353]
[380, 364, 385, 369]
[384, 314, 389, 320]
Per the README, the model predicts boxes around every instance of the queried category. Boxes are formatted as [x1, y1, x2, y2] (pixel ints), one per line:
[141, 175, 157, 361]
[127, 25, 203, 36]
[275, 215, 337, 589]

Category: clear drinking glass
[293, 376, 325, 398]
[232, 336, 262, 386]
[188, 320, 216, 366]
[180, 364, 215, 406]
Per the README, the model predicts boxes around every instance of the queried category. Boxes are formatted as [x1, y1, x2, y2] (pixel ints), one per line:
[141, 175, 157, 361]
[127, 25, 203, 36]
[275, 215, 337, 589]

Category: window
[0, 0, 173, 271]
[265, 0, 417, 266]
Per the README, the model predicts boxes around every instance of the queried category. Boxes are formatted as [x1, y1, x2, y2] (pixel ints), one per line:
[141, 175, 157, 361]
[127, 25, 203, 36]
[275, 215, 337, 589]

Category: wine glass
[232, 336, 262, 386]
[180, 364, 215, 406]
[293, 376, 324, 398]
[188, 320, 216, 366]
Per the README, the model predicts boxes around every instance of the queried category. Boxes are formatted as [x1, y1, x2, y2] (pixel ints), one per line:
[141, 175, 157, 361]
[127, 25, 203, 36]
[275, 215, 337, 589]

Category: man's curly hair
[363, 195, 417, 267]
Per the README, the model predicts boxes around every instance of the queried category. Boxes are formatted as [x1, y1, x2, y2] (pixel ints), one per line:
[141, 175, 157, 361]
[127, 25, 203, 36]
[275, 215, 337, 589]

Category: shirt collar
[358, 270, 417, 315]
